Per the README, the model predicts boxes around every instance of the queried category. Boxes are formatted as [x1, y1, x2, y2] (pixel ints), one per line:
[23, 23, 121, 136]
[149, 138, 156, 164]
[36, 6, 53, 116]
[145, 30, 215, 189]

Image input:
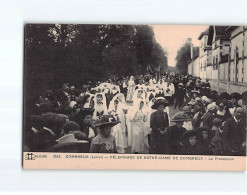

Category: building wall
[188, 26, 247, 93]
[229, 26, 247, 83]
[188, 62, 192, 75]
[219, 62, 229, 81]
[193, 57, 200, 77]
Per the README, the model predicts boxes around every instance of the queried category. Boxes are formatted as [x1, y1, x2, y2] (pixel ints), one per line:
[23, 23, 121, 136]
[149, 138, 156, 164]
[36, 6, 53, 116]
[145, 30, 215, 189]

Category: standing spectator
[203, 103, 218, 129]
[150, 99, 170, 154]
[167, 112, 190, 154]
[174, 83, 186, 110]
[222, 107, 246, 156]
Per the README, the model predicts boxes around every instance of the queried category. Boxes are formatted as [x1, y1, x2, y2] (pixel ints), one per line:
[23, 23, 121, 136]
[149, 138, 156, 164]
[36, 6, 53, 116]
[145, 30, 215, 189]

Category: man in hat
[174, 83, 186, 110]
[222, 107, 246, 156]
[150, 99, 170, 154]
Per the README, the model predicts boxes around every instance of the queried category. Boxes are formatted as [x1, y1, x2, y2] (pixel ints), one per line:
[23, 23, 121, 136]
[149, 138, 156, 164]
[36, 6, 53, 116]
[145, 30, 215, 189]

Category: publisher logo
[25, 153, 35, 160]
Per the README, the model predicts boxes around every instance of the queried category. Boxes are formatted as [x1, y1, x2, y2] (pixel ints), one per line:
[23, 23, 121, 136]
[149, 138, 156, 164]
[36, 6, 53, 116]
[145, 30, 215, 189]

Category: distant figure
[126, 76, 135, 102]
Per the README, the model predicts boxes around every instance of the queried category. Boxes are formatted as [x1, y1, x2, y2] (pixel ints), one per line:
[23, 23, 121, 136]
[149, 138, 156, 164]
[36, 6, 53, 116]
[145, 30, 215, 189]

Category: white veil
[93, 92, 108, 119]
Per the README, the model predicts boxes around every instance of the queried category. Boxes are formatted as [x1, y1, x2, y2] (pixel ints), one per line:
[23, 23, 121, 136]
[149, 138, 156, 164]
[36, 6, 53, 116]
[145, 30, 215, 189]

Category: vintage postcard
[23, 24, 247, 171]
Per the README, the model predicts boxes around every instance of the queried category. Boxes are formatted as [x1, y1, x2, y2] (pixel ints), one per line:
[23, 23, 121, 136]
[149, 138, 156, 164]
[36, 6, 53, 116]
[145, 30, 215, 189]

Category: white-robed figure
[108, 94, 128, 153]
[129, 99, 148, 153]
[126, 76, 135, 102]
[163, 80, 175, 99]
[93, 92, 108, 120]
[132, 88, 146, 108]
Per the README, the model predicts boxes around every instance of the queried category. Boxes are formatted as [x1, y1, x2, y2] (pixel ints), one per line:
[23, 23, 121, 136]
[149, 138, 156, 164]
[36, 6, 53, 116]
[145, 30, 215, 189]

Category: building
[198, 28, 212, 80]
[207, 26, 231, 91]
[188, 25, 247, 93]
[188, 53, 199, 77]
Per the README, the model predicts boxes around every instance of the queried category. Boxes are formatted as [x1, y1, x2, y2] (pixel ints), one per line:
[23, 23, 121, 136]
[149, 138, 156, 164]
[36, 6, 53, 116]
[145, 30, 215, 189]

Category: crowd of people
[24, 73, 247, 156]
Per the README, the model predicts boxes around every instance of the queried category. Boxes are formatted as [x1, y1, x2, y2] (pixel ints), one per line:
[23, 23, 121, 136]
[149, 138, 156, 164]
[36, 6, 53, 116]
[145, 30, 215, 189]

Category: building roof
[198, 28, 209, 40]
[225, 26, 239, 32]
[207, 26, 230, 46]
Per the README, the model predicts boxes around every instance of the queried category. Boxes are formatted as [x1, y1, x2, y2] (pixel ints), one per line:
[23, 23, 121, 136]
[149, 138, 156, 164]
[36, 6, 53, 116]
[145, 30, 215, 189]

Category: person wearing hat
[150, 99, 170, 154]
[202, 103, 218, 129]
[222, 107, 246, 156]
[74, 108, 95, 140]
[89, 115, 120, 153]
[197, 126, 213, 155]
[167, 112, 190, 154]
[215, 99, 231, 122]
[181, 130, 202, 155]
[42, 112, 67, 139]
[60, 121, 88, 141]
[229, 92, 242, 110]
[174, 83, 186, 110]
[182, 106, 193, 130]
[219, 92, 230, 101]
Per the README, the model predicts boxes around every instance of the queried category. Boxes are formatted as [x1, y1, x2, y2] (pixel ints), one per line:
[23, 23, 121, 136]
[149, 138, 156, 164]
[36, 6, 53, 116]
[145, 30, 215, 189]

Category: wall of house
[219, 62, 229, 81]
[193, 57, 200, 77]
[188, 26, 247, 93]
[188, 62, 192, 75]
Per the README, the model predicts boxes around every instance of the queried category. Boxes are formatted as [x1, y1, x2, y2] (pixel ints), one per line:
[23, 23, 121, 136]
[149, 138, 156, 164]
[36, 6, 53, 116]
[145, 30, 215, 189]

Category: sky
[152, 25, 208, 67]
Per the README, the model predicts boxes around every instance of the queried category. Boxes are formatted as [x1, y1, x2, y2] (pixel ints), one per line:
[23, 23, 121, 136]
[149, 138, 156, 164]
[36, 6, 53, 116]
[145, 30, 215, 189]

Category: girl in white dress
[108, 94, 128, 153]
[93, 93, 108, 120]
[129, 100, 148, 153]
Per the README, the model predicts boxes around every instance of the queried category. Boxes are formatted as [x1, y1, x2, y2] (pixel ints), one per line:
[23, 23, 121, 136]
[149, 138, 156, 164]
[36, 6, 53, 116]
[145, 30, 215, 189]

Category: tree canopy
[25, 24, 168, 88]
[175, 38, 199, 74]
[24, 24, 168, 110]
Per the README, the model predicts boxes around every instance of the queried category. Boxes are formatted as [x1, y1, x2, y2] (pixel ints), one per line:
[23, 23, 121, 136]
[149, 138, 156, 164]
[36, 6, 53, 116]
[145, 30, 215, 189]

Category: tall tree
[175, 38, 198, 74]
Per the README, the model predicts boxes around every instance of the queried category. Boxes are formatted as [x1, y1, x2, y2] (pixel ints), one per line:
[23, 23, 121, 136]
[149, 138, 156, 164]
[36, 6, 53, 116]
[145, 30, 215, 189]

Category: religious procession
[23, 73, 247, 156]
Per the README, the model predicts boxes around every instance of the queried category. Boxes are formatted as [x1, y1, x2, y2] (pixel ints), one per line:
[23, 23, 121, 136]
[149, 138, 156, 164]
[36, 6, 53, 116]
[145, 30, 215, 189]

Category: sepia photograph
[23, 24, 247, 170]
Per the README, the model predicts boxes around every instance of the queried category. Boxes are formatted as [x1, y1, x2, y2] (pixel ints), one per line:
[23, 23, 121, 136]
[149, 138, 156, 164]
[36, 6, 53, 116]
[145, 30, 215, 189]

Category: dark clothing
[215, 110, 231, 122]
[174, 87, 185, 109]
[211, 129, 224, 155]
[150, 111, 169, 154]
[203, 112, 215, 129]
[181, 144, 202, 155]
[192, 111, 204, 129]
[200, 139, 213, 155]
[222, 117, 246, 156]
[167, 125, 187, 154]
[28, 128, 56, 152]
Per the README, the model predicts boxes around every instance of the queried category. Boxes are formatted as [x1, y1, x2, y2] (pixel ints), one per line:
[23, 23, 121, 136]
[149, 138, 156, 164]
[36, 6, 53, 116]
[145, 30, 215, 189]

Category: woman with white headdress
[108, 93, 128, 153]
[93, 92, 108, 120]
[129, 99, 148, 153]
[132, 88, 146, 108]
[126, 76, 136, 102]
